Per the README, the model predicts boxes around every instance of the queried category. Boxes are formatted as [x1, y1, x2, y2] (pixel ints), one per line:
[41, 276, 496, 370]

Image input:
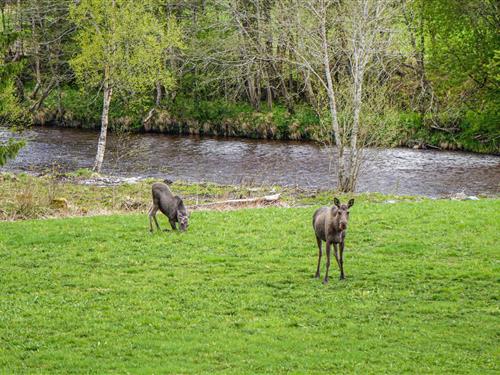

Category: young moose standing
[312, 198, 354, 283]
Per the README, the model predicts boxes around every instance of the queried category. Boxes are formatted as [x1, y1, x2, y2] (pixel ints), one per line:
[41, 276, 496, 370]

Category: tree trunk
[303, 69, 317, 109]
[12, 0, 22, 61]
[401, 0, 431, 125]
[155, 81, 163, 106]
[347, 50, 364, 192]
[416, 1, 428, 126]
[93, 81, 113, 172]
[247, 70, 260, 110]
[320, 9, 347, 191]
[29, 79, 55, 112]
[294, 6, 315, 109]
[56, 81, 64, 121]
[15, 77, 24, 102]
[265, 71, 273, 109]
[30, 12, 42, 101]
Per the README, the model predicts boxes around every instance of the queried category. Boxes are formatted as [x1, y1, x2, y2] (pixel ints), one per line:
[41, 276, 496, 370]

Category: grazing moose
[149, 182, 189, 232]
[312, 198, 354, 283]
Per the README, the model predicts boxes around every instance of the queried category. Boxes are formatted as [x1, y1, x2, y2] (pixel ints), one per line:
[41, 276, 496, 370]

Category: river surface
[1, 126, 499, 197]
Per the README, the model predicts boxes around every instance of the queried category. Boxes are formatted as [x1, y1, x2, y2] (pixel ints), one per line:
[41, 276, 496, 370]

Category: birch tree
[341, 0, 396, 191]
[70, 0, 182, 172]
[277, 0, 396, 191]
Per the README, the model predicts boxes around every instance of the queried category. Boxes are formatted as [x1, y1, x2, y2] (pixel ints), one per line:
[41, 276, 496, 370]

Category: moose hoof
[339, 275, 345, 280]
[314, 273, 320, 279]
[322, 277, 329, 284]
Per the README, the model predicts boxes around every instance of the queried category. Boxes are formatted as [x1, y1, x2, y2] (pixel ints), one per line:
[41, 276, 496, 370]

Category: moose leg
[149, 205, 161, 232]
[339, 241, 345, 280]
[315, 236, 322, 278]
[148, 206, 153, 232]
[323, 241, 331, 284]
[148, 205, 160, 233]
[169, 219, 177, 230]
[333, 242, 341, 269]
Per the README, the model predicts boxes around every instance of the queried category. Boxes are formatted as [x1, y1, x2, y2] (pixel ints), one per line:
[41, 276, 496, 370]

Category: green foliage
[395, 108, 500, 153]
[167, 97, 320, 140]
[486, 49, 500, 86]
[0, 25, 26, 125]
[0, 78, 24, 125]
[0, 200, 498, 372]
[0, 138, 24, 166]
[67, 168, 94, 178]
[415, 0, 499, 150]
[69, 0, 182, 95]
[461, 106, 500, 152]
[0, 21, 26, 164]
[42, 85, 101, 126]
[423, 0, 498, 98]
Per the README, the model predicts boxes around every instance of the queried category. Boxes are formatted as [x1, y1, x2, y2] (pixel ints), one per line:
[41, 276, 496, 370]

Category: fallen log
[189, 193, 281, 210]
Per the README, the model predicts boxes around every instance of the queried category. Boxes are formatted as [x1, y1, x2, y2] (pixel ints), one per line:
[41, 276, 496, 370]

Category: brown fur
[149, 182, 189, 232]
[312, 198, 354, 283]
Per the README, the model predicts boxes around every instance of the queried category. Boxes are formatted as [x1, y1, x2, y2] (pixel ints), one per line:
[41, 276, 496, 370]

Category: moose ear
[333, 197, 341, 208]
[348, 198, 355, 208]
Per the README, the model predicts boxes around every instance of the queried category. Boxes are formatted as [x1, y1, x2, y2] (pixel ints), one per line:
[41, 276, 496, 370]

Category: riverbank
[0, 198, 498, 373]
[34, 89, 499, 154]
[0, 171, 418, 221]
[1, 171, 494, 221]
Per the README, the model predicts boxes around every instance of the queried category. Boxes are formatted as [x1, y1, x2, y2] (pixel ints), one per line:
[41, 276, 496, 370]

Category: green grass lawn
[0, 200, 499, 373]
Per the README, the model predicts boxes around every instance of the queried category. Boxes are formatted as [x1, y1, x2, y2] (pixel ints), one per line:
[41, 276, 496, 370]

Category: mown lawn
[0, 200, 498, 373]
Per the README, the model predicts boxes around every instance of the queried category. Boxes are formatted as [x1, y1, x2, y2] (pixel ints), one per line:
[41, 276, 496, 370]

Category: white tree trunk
[345, 0, 379, 192]
[93, 81, 113, 172]
[348, 50, 364, 191]
[320, 7, 348, 191]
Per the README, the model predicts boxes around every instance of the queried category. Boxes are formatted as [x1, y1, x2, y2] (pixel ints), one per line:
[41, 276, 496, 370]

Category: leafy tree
[20, 0, 74, 115]
[401, 0, 499, 150]
[0, 1, 24, 125]
[0, 1, 25, 165]
[69, 0, 182, 172]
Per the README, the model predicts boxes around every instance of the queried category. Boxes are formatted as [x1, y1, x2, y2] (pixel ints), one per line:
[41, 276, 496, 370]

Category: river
[1, 126, 499, 197]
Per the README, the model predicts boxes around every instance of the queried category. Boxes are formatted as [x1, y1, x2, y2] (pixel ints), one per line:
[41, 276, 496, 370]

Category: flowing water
[1, 126, 499, 197]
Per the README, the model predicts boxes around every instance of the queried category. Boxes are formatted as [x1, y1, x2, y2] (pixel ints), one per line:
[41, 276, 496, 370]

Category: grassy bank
[0, 199, 499, 373]
[0, 172, 416, 221]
